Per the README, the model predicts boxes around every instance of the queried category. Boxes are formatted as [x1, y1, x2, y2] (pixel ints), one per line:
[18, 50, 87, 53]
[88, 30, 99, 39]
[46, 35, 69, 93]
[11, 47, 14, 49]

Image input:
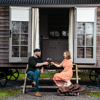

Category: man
[27, 49, 48, 97]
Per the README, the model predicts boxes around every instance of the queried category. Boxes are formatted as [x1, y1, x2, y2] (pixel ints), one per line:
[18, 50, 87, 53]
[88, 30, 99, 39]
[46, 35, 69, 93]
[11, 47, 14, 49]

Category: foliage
[0, 89, 21, 98]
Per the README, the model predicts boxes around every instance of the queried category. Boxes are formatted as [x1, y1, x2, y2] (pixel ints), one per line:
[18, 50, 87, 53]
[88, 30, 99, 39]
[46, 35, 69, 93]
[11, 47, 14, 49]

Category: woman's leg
[53, 73, 65, 86]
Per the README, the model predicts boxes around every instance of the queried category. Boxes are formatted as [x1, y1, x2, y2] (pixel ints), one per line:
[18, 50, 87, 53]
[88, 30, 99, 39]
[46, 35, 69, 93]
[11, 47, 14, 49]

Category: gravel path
[0, 80, 100, 100]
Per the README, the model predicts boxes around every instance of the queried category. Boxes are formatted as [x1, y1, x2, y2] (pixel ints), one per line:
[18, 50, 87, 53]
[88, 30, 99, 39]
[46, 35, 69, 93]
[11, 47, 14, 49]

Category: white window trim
[69, 8, 74, 62]
[74, 7, 97, 64]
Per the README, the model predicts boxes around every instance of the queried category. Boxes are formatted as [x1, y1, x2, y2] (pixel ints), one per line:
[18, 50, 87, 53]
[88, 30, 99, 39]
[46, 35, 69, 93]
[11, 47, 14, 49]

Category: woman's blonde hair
[64, 51, 71, 59]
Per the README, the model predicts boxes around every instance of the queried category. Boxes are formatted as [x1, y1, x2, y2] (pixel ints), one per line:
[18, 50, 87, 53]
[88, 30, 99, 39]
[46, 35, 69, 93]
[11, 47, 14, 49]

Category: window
[9, 7, 31, 63]
[74, 8, 96, 64]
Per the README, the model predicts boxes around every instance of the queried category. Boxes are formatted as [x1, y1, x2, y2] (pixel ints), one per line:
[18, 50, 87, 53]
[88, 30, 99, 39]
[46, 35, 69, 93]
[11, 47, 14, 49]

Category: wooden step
[45, 69, 80, 72]
[39, 77, 81, 80]
[21, 85, 61, 89]
[23, 77, 81, 81]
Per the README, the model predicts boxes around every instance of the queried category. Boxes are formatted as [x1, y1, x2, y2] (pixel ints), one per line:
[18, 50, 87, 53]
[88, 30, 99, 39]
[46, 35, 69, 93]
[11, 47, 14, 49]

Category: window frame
[9, 7, 32, 63]
[74, 7, 97, 64]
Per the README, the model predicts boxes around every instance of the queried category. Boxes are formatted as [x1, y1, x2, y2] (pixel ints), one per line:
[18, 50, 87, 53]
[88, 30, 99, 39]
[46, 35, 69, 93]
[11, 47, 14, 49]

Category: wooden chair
[22, 64, 28, 94]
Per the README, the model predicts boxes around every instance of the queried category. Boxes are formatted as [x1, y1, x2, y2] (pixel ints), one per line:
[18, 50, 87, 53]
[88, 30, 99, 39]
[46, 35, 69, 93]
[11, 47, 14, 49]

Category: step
[23, 77, 81, 81]
[45, 69, 80, 72]
[39, 77, 81, 80]
[21, 85, 61, 88]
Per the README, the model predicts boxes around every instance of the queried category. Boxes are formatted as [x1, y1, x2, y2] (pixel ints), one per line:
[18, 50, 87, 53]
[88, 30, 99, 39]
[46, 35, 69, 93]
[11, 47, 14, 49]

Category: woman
[51, 51, 73, 87]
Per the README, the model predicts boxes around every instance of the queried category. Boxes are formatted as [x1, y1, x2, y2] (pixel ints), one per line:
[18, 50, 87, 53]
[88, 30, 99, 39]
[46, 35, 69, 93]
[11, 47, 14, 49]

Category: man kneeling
[27, 49, 48, 97]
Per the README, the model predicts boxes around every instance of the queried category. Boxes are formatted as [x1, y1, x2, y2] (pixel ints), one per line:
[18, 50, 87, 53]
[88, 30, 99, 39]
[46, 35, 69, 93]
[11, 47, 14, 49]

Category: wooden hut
[0, 0, 100, 69]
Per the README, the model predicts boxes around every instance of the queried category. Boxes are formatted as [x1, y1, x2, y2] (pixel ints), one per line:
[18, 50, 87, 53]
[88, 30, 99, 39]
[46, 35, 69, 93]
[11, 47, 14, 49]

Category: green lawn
[85, 91, 100, 98]
[0, 89, 21, 98]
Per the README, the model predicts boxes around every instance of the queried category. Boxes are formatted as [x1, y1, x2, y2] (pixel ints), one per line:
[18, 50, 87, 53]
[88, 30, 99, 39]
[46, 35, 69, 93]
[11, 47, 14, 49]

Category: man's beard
[36, 54, 40, 58]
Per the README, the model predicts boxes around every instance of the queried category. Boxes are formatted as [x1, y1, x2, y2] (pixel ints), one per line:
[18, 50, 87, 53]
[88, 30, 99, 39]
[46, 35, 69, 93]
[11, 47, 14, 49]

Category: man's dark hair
[34, 49, 41, 53]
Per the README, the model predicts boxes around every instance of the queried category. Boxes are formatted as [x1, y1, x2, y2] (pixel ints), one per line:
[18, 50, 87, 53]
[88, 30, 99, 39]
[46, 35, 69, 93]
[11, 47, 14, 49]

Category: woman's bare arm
[51, 62, 62, 68]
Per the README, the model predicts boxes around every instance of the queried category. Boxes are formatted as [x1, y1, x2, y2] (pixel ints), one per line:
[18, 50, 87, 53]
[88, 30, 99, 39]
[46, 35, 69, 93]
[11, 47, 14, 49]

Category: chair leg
[23, 74, 27, 94]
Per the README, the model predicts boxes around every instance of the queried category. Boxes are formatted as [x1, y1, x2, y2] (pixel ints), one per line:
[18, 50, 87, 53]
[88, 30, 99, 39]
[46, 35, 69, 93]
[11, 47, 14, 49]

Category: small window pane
[86, 35, 93, 46]
[85, 23, 94, 34]
[12, 22, 20, 33]
[55, 31, 59, 36]
[21, 34, 28, 45]
[21, 22, 28, 33]
[12, 46, 19, 57]
[50, 31, 54, 36]
[77, 35, 85, 46]
[77, 23, 85, 34]
[62, 31, 67, 36]
[21, 46, 28, 57]
[77, 47, 84, 58]
[86, 47, 93, 58]
[12, 34, 19, 45]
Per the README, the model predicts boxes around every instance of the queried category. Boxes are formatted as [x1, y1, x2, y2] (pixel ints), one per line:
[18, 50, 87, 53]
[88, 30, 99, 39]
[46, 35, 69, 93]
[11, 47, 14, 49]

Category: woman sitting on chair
[51, 51, 73, 87]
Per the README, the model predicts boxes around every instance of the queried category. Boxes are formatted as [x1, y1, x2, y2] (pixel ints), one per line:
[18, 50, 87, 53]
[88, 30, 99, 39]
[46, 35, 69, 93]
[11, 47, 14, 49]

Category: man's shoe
[31, 82, 36, 87]
[35, 92, 41, 97]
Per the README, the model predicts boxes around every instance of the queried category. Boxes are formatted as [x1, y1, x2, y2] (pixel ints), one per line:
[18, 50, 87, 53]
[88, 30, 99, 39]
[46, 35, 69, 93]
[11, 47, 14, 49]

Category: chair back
[25, 64, 28, 74]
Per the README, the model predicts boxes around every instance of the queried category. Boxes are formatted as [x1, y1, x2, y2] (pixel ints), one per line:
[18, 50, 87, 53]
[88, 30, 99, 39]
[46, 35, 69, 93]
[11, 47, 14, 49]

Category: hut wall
[0, 6, 100, 68]
[0, 6, 26, 68]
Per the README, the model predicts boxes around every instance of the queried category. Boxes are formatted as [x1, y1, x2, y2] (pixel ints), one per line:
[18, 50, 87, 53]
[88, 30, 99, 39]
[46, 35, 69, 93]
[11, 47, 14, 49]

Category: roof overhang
[0, 0, 100, 7]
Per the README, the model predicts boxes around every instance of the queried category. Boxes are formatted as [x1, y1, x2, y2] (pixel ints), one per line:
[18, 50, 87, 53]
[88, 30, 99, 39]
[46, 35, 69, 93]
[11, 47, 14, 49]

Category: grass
[0, 89, 21, 98]
[40, 72, 57, 78]
[85, 90, 100, 98]
[7, 74, 25, 80]
[76, 71, 90, 81]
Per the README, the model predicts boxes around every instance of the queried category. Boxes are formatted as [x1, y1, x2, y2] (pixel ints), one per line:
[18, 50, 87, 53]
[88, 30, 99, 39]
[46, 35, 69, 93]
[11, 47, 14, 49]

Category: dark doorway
[40, 8, 69, 62]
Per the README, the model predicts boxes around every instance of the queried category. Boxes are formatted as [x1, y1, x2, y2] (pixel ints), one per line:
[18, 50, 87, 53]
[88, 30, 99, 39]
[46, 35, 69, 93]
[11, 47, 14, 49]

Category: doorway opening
[39, 8, 70, 62]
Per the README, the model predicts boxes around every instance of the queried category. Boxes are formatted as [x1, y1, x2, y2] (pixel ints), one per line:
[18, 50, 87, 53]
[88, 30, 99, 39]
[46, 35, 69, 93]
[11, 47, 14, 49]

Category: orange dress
[53, 59, 73, 86]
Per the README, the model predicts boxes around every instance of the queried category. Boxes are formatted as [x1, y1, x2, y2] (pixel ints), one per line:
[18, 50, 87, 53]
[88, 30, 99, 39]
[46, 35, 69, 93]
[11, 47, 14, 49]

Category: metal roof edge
[0, 4, 99, 8]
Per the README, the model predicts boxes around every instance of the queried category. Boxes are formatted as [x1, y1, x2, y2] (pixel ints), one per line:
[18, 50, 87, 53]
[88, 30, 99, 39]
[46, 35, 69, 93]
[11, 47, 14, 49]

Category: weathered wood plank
[0, 48, 9, 52]
[0, 28, 9, 30]
[0, 25, 9, 29]
[0, 59, 8, 63]
[0, 64, 27, 68]
[39, 77, 81, 81]
[0, 36, 9, 39]
[0, 36, 9, 38]
[0, 55, 9, 59]
[0, 7, 9, 9]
